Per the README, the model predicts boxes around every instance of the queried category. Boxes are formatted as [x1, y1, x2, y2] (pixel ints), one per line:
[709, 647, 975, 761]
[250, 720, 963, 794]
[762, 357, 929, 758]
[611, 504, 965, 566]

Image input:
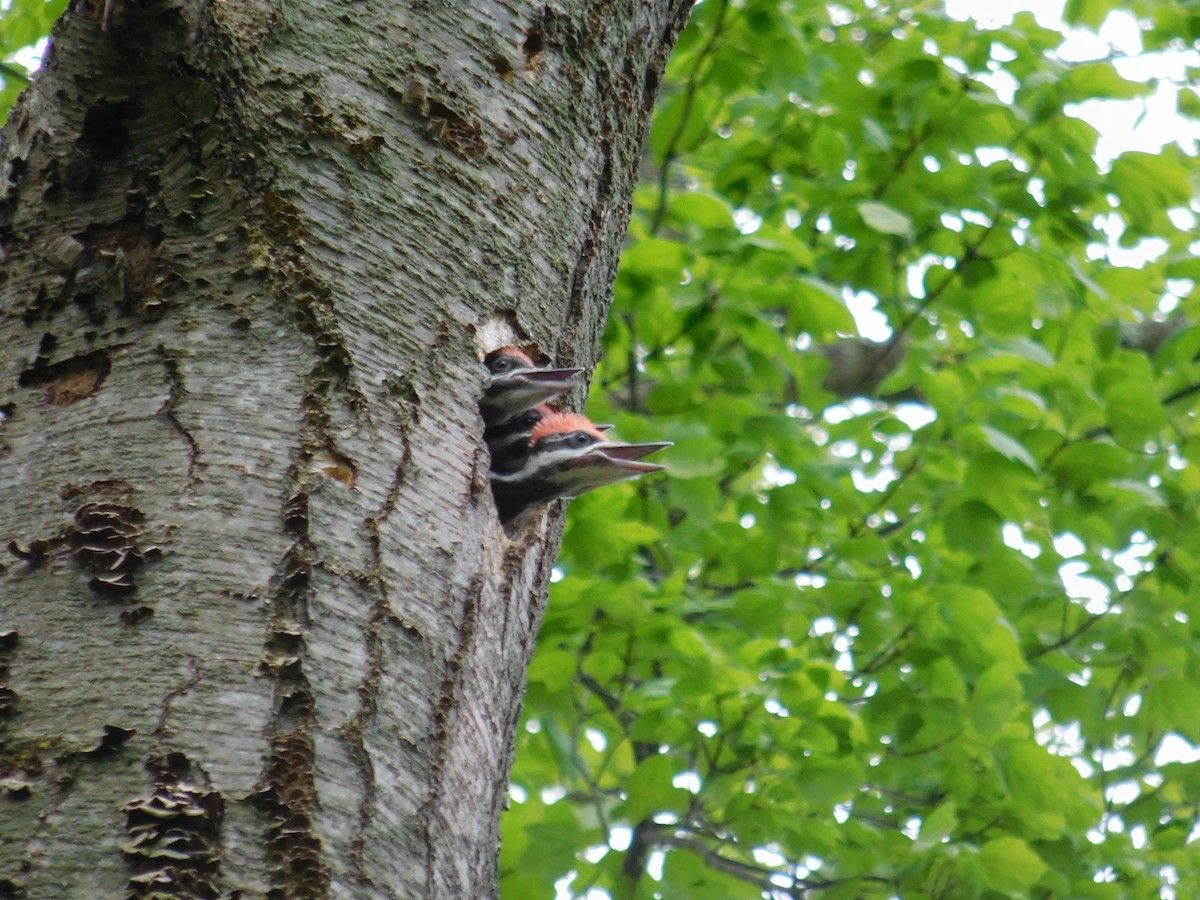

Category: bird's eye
[572, 432, 591, 447]
[491, 358, 512, 373]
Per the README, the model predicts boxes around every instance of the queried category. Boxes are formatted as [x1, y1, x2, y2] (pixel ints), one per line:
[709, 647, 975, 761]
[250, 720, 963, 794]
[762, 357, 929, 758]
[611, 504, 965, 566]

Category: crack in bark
[255, 523, 329, 896]
[151, 656, 205, 748]
[156, 346, 201, 491]
[344, 459, 412, 888]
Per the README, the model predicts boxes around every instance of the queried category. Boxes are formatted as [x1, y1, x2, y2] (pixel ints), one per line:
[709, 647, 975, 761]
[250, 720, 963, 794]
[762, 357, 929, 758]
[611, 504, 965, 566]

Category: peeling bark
[0, 1, 690, 896]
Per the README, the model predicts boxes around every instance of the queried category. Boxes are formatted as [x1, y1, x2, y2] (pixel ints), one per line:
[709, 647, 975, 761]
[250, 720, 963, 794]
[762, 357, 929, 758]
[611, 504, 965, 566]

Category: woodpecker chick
[485, 404, 614, 475]
[491, 412, 670, 522]
[485, 405, 547, 475]
[480, 346, 582, 426]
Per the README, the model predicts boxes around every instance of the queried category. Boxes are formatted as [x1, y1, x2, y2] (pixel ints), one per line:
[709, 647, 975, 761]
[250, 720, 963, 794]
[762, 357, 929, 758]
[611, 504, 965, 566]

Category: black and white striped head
[479, 347, 582, 426]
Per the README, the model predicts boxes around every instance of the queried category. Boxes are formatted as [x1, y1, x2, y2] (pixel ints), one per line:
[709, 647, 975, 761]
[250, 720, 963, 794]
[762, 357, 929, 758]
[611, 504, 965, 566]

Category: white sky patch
[553, 872, 577, 900]
[1156, 735, 1200, 766]
[1087, 211, 1172, 267]
[975, 66, 1018, 104]
[10, 39, 47, 71]
[646, 850, 666, 880]
[907, 253, 946, 297]
[1002, 523, 1042, 558]
[795, 571, 828, 589]
[1105, 780, 1141, 806]
[811, 616, 838, 636]
[1072, 85, 1200, 167]
[823, 398, 876, 424]
[853, 466, 900, 492]
[764, 697, 791, 717]
[893, 403, 937, 430]
[734, 207, 762, 234]
[1054, 532, 1086, 558]
[1059, 560, 1110, 611]
[673, 771, 702, 793]
[843, 289, 893, 340]
[1100, 741, 1137, 772]
[762, 458, 798, 487]
[584, 728, 607, 752]
[948, 0, 1200, 167]
[945, 0, 1066, 29]
[583, 844, 608, 863]
[1113, 535, 1156, 590]
[975, 146, 1009, 167]
[753, 845, 788, 869]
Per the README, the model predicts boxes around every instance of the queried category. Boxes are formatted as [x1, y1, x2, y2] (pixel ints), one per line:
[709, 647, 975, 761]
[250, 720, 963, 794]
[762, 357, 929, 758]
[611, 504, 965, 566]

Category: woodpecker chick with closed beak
[491, 412, 670, 522]
[480, 346, 582, 426]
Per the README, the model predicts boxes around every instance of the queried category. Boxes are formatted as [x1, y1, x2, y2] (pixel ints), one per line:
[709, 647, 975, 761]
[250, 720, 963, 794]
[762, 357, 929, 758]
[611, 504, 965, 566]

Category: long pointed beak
[598, 442, 672, 460]
[482, 368, 584, 424]
[596, 442, 672, 473]
[515, 367, 583, 385]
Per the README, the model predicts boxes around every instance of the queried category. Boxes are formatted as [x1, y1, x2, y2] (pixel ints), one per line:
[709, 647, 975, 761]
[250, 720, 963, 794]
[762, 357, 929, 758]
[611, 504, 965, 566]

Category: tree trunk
[0, 1, 689, 896]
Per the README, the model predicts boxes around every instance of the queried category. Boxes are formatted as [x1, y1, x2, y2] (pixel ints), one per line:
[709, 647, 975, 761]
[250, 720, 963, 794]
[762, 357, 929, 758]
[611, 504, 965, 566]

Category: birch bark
[0, 1, 690, 896]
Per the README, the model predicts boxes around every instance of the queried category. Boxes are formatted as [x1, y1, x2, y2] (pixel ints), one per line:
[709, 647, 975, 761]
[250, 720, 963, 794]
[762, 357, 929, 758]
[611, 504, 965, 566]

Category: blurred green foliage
[509, 1, 1200, 897]
[0, 0, 65, 120]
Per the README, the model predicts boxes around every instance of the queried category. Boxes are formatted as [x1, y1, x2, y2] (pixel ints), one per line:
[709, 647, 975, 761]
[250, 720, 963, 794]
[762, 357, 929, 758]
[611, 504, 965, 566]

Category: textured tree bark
[0, 1, 690, 896]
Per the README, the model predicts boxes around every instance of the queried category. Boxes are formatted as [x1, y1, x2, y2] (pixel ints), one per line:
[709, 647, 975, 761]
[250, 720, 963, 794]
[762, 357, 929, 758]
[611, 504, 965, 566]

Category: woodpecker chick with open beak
[491, 412, 670, 522]
[485, 404, 615, 475]
[480, 346, 582, 427]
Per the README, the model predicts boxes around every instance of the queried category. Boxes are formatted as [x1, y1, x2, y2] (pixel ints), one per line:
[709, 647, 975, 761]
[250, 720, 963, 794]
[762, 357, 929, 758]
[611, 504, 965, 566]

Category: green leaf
[793, 757, 864, 806]
[1104, 382, 1168, 446]
[978, 836, 1048, 895]
[1144, 678, 1200, 743]
[527, 649, 577, 688]
[944, 500, 1002, 557]
[978, 424, 1039, 471]
[971, 663, 1024, 737]
[916, 801, 958, 850]
[856, 200, 912, 237]
[670, 191, 734, 230]
[619, 237, 688, 280]
[624, 754, 690, 822]
[1061, 62, 1148, 101]
[937, 586, 1027, 671]
[1179, 86, 1200, 120]
[648, 89, 719, 164]
[984, 336, 1057, 368]
[611, 521, 664, 544]
[661, 436, 726, 479]
[1063, 0, 1110, 26]
[1108, 150, 1193, 231]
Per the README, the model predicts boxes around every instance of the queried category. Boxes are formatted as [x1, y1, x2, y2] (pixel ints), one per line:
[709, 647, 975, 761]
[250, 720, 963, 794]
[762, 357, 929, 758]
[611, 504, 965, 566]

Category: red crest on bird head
[531, 412, 607, 444]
